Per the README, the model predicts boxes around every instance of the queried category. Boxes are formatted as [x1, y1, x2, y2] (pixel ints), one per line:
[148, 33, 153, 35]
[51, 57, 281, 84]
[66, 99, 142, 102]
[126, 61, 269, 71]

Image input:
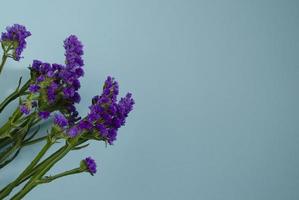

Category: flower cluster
[0, 24, 31, 61]
[22, 35, 84, 124]
[67, 76, 134, 144]
[0, 23, 135, 199]
[84, 157, 97, 175]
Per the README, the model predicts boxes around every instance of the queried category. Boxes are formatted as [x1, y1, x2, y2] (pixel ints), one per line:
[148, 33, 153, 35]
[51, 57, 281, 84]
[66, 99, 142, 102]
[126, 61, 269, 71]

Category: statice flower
[28, 35, 84, 124]
[19, 100, 37, 115]
[68, 126, 80, 138]
[89, 77, 134, 144]
[20, 104, 30, 115]
[54, 113, 68, 128]
[84, 157, 97, 175]
[66, 76, 134, 144]
[0, 24, 31, 61]
[28, 84, 40, 93]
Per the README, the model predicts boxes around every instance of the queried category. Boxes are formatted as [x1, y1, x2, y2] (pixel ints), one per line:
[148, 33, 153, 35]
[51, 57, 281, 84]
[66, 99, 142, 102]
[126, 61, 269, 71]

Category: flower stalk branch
[0, 23, 135, 200]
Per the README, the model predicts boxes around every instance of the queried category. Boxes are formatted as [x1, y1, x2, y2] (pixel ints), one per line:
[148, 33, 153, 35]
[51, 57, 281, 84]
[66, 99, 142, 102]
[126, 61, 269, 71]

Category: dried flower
[0, 24, 31, 61]
[84, 157, 97, 175]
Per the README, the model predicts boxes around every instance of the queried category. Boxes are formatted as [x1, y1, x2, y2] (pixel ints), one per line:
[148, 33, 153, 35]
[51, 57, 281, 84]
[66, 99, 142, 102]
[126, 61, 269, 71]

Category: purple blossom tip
[64, 35, 84, 70]
[20, 104, 30, 115]
[54, 113, 68, 128]
[68, 126, 80, 138]
[103, 76, 119, 99]
[84, 157, 97, 175]
[29, 84, 40, 93]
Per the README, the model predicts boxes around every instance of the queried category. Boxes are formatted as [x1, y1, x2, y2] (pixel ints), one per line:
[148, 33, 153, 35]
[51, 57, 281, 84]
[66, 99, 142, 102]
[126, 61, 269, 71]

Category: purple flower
[36, 75, 45, 83]
[29, 35, 85, 125]
[84, 157, 97, 175]
[64, 35, 84, 69]
[47, 70, 54, 78]
[52, 63, 63, 71]
[116, 93, 135, 127]
[73, 92, 81, 103]
[38, 111, 50, 119]
[54, 113, 68, 128]
[1, 24, 31, 61]
[71, 79, 81, 90]
[47, 82, 59, 103]
[29, 84, 40, 93]
[20, 104, 30, 115]
[78, 76, 134, 144]
[78, 120, 93, 131]
[68, 126, 80, 138]
[75, 67, 84, 77]
[32, 60, 42, 71]
[39, 62, 49, 72]
[103, 76, 119, 101]
[63, 87, 75, 97]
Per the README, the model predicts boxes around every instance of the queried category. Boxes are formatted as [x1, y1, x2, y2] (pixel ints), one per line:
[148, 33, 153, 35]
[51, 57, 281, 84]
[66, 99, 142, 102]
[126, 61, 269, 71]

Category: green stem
[0, 139, 52, 199]
[0, 138, 10, 149]
[0, 78, 30, 113]
[0, 144, 66, 194]
[11, 140, 76, 200]
[0, 142, 19, 164]
[0, 137, 85, 198]
[38, 167, 84, 184]
[0, 54, 7, 74]
[0, 116, 38, 168]
[14, 139, 87, 187]
[0, 108, 22, 138]
[22, 135, 47, 147]
[0, 110, 36, 146]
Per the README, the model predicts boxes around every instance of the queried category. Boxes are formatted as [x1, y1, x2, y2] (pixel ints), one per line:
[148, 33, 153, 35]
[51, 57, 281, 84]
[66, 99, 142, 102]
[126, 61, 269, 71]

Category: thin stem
[0, 116, 37, 168]
[0, 142, 19, 165]
[0, 137, 86, 198]
[0, 138, 10, 149]
[38, 167, 83, 184]
[0, 54, 7, 74]
[0, 108, 22, 138]
[0, 78, 30, 113]
[22, 136, 47, 147]
[0, 42, 17, 74]
[11, 141, 76, 200]
[0, 110, 36, 147]
[0, 144, 66, 193]
[15, 139, 87, 187]
[0, 139, 52, 199]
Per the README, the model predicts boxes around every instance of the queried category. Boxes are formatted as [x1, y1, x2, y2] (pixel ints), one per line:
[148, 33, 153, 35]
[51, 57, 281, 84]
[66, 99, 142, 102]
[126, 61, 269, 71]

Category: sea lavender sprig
[71, 76, 135, 144]
[1, 35, 84, 138]
[27, 34, 84, 125]
[0, 24, 31, 73]
[83, 157, 97, 175]
[0, 26, 135, 200]
[0, 35, 84, 168]
[33, 157, 97, 184]
[0, 77, 134, 199]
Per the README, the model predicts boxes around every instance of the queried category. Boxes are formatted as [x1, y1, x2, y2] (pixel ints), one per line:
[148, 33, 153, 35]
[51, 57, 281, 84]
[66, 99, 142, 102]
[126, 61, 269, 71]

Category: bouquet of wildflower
[0, 24, 134, 199]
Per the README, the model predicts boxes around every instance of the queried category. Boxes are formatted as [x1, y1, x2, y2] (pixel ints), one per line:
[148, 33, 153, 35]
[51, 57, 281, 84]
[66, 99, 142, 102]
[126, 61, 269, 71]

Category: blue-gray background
[0, 0, 299, 199]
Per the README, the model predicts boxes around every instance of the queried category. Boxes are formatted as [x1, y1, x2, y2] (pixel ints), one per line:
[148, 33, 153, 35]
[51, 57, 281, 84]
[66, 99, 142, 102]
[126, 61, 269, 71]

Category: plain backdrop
[0, 0, 299, 199]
